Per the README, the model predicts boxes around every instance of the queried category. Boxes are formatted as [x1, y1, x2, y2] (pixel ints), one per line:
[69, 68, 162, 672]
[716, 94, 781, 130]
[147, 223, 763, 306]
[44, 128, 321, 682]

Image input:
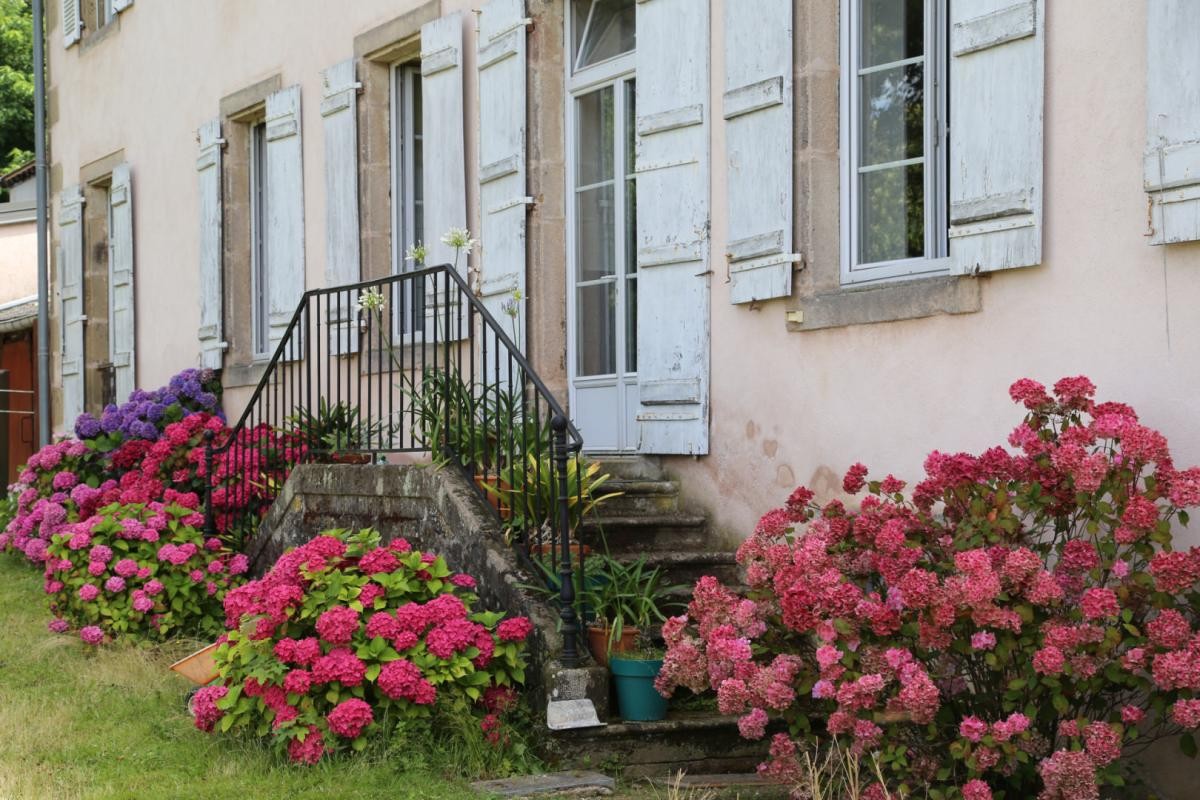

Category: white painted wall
[676, 0, 1200, 553]
[46, 0, 480, 405]
[46, 1, 1200, 556]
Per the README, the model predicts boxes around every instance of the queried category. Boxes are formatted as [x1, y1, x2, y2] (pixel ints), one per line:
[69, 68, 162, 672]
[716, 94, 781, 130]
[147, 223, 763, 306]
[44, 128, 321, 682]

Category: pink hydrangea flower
[377, 658, 437, 704]
[80, 625, 103, 645]
[970, 631, 997, 651]
[497, 616, 533, 642]
[315, 606, 360, 645]
[326, 697, 373, 738]
[78, 584, 100, 602]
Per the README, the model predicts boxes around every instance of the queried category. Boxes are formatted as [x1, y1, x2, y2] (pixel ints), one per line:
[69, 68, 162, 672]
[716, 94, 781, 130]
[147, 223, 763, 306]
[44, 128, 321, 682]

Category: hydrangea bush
[656, 377, 1200, 800]
[198, 528, 531, 765]
[73, 367, 223, 448]
[43, 499, 248, 643]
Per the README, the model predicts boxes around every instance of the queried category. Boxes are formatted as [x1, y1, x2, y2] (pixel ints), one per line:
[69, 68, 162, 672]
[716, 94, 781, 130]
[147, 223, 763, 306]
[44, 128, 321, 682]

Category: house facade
[43, 0, 1200, 549]
[0, 162, 39, 484]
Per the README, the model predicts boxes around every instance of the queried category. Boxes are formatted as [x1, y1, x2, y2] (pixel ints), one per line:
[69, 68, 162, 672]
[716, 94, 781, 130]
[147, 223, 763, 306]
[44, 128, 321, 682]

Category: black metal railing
[202, 264, 586, 666]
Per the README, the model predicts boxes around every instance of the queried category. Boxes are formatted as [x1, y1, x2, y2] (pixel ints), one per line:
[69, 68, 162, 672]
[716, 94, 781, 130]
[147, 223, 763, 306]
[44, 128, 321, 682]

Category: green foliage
[287, 399, 384, 459]
[0, 0, 32, 175]
[486, 453, 620, 540]
[0, 554, 478, 798]
[580, 553, 684, 651]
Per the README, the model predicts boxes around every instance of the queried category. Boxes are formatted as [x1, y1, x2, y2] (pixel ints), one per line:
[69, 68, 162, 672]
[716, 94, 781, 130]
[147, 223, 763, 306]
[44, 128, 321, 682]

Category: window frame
[840, 0, 950, 286]
[250, 120, 270, 359]
[389, 60, 425, 339]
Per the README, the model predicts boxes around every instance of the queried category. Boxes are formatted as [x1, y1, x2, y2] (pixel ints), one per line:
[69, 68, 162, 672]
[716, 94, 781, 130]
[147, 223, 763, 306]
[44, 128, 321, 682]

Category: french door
[568, 74, 638, 452]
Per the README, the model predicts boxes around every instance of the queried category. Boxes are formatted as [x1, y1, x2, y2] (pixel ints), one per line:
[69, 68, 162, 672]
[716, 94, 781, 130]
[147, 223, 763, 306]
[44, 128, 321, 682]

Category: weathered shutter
[477, 0, 530, 352]
[1145, 1, 1200, 244]
[109, 163, 135, 400]
[62, 0, 80, 47]
[197, 118, 225, 370]
[723, 0, 798, 303]
[113, 0, 132, 12]
[420, 12, 468, 339]
[635, 0, 711, 455]
[948, 0, 1044, 274]
[321, 58, 361, 355]
[265, 85, 306, 359]
[60, 186, 85, 423]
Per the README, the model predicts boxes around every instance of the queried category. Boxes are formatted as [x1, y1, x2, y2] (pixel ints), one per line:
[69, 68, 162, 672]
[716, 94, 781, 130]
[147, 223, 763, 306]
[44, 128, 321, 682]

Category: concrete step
[593, 478, 680, 516]
[547, 711, 771, 780]
[578, 513, 709, 552]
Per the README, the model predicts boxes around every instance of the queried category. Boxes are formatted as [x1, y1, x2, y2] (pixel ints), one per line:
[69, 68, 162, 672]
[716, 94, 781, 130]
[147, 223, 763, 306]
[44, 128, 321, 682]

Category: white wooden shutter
[59, 186, 85, 423]
[1145, 1, 1200, 245]
[113, 0, 132, 12]
[724, 0, 798, 304]
[420, 12, 468, 339]
[321, 58, 361, 356]
[197, 118, 225, 370]
[477, 0, 530, 353]
[265, 85, 306, 359]
[635, 0, 711, 455]
[948, 0, 1044, 274]
[109, 163, 135, 401]
[62, 0, 80, 47]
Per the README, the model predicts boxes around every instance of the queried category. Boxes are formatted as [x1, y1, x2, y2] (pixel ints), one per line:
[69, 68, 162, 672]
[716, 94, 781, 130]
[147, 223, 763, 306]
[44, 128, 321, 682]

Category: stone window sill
[220, 361, 269, 389]
[786, 275, 981, 332]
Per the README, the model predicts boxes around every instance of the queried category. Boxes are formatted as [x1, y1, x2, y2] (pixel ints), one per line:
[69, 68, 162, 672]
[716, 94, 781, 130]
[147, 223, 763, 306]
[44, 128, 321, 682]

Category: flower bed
[200, 527, 530, 764]
[44, 499, 248, 643]
[657, 377, 1200, 800]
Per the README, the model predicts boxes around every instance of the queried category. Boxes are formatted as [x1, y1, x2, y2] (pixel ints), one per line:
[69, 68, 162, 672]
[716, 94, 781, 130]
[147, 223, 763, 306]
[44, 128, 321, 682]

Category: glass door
[569, 76, 638, 452]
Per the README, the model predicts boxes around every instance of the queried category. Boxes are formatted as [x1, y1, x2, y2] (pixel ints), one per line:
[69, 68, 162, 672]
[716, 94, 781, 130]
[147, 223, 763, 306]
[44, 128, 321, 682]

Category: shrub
[201, 528, 531, 765]
[43, 498, 248, 642]
[73, 367, 223, 449]
[657, 376, 1200, 800]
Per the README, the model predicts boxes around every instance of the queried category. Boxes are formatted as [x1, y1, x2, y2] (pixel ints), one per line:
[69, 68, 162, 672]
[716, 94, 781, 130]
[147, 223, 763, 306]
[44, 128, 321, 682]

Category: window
[390, 62, 424, 336]
[842, 0, 948, 284]
[95, 0, 114, 27]
[571, 0, 635, 72]
[250, 121, 270, 357]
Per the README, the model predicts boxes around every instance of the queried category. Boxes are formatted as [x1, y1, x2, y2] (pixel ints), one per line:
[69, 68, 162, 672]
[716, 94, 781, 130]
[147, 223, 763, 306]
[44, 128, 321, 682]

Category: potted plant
[489, 454, 621, 548]
[287, 399, 382, 464]
[578, 553, 682, 667]
[609, 636, 669, 722]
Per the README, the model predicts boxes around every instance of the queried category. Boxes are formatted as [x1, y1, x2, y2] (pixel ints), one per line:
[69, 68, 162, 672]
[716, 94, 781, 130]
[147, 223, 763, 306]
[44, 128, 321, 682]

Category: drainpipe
[33, 0, 50, 446]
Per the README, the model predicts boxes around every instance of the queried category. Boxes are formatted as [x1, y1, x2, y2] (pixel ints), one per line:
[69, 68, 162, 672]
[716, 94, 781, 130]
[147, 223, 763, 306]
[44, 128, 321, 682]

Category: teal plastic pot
[610, 656, 668, 722]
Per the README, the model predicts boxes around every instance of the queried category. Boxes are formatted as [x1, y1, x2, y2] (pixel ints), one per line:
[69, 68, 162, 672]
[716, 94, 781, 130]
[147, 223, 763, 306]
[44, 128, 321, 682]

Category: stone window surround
[784, 0, 981, 333]
[219, 74, 281, 389]
[78, 149, 125, 414]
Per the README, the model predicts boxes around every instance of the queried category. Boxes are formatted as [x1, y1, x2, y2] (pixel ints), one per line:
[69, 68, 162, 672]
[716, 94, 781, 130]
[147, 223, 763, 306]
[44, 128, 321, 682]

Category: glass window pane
[577, 185, 616, 282]
[861, 0, 923, 68]
[623, 79, 636, 178]
[859, 163, 925, 264]
[859, 63, 924, 166]
[625, 277, 637, 373]
[576, 87, 615, 186]
[577, 282, 616, 376]
[573, 0, 635, 71]
[624, 178, 636, 276]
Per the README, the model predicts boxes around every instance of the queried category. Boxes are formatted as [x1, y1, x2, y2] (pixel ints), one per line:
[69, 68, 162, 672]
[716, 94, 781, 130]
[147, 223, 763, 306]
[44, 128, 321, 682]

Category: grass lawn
[0, 553, 480, 800]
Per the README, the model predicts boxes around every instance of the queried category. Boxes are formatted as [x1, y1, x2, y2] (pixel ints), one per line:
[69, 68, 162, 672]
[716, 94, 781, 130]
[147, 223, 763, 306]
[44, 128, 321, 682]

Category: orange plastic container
[169, 642, 221, 686]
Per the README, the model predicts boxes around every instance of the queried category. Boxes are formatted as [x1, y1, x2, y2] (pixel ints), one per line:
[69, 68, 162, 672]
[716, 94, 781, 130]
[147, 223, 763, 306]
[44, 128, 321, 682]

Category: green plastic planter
[609, 656, 668, 722]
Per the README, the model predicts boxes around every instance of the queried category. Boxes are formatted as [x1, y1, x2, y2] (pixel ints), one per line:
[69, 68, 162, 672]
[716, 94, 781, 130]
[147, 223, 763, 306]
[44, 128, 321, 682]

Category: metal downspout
[33, 0, 50, 446]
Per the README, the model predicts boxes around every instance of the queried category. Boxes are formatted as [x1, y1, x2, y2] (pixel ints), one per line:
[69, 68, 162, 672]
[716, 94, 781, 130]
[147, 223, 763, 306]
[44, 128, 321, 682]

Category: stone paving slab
[471, 770, 615, 798]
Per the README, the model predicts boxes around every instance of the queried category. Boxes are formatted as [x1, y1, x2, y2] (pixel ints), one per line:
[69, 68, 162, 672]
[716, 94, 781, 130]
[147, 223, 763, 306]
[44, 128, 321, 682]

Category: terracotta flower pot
[530, 542, 591, 561]
[331, 452, 373, 465]
[587, 624, 640, 667]
[169, 641, 221, 686]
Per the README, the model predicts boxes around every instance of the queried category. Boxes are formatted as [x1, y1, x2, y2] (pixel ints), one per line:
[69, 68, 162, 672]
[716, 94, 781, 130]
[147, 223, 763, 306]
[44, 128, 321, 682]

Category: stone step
[578, 513, 709, 552]
[547, 711, 770, 780]
[635, 550, 741, 592]
[644, 773, 789, 799]
[591, 455, 665, 481]
[593, 478, 681, 516]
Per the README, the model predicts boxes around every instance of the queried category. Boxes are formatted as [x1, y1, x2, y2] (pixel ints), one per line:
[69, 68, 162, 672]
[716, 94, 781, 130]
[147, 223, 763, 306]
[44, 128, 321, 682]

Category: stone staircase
[547, 456, 766, 779]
